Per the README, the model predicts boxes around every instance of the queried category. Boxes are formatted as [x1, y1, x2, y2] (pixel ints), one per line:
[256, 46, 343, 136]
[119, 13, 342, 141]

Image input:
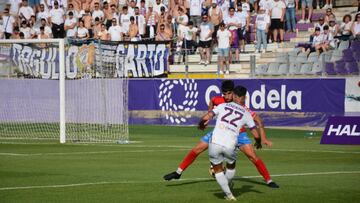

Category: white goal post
[0, 38, 129, 143]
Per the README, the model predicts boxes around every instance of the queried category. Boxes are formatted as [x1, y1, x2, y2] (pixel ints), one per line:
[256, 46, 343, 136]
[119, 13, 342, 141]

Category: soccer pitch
[0, 125, 360, 203]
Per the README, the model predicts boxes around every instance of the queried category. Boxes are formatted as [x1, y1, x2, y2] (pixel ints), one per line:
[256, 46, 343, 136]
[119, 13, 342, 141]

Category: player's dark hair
[233, 85, 247, 97]
[221, 80, 235, 92]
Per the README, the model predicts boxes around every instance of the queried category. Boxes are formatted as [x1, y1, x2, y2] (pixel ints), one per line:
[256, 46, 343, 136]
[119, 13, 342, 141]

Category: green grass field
[1, 125, 360, 203]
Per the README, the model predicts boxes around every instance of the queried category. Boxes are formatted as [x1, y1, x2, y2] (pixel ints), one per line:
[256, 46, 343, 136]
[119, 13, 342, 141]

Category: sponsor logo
[206, 84, 302, 111]
[321, 116, 360, 145]
[158, 79, 199, 124]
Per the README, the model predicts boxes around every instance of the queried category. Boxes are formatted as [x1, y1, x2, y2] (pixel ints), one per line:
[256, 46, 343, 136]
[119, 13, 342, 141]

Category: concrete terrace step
[169, 64, 251, 74]
[290, 37, 310, 43]
[173, 53, 261, 64]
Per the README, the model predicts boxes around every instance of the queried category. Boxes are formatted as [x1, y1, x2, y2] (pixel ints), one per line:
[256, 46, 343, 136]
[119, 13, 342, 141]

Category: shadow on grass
[212, 184, 263, 199]
[165, 179, 214, 187]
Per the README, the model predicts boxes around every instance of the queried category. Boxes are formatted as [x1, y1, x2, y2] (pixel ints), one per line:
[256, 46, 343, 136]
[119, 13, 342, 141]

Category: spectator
[258, 0, 273, 14]
[46, 0, 67, 9]
[119, 6, 131, 35]
[328, 19, 339, 37]
[96, 23, 110, 40]
[49, 1, 65, 38]
[216, 22, 231, 74]
[322, 0, 333, 9]
[154, 0, 168, 14]
[103, 2, 113, 29]
[35, 18, 52, 38]
[314, 16, 327, 33]
[11, 26, 20, 39]
[0, 20, 4, 39]
[108, 18, 124, 41]
[163, 15, 174, 39]
[93, 17, 102, 38]
[170, 0, 185, 21]
[177, 7, 189, 30]
[208, 1, 222, 44]
[189, 0, 203, 27]
[270, 0, 286, 43]
[351, 13, 360, 39]
[285, 0, 297, 33]
[158, 6, 170, 25]
[156, 23, 171, 40]
[198, 14, 214, 65]
[236, 4, 250, 53]
[324, 8, 334, 23]
[82, 9, 93, 37]
[19, 0, 35, 22]
[109, 4, 120, 25]
[76, 20, 89, 39]
[66, 3, 79, 19]
[219, 0, 230, 18]
[36, 4, 49, 24]
[2, 8, 16, 39]
[305, 27, 325, 55]
[240, 0, 251, 15]
[224, 7, 240, 62]
[145, 4, 158, 39]
[298, 0, 313, 23]
[322, 25, 335, 49]
[38, 26, 50, 40]
[8, 0, 22, 17]
[182, 21, 198, 54]
[339, 14, 352, 40]
[92, 2, 104, 23]
[128, 16, 139, 41]
[139, 0, 147, 16]
[64, 12, 77, 38]
[255, 8, 270, 53]
[19, 20, 31, 38]
[128, 0, 137, 16]
[134, 7, 146, 38]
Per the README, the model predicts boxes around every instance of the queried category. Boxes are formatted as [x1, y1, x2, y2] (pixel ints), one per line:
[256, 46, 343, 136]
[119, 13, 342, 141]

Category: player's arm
[198, 111, 215, 130]
[253, 114, 272, 147]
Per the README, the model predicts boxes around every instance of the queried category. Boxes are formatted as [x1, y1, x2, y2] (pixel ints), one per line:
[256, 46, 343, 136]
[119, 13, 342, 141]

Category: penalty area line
[1, 171, 360, 191]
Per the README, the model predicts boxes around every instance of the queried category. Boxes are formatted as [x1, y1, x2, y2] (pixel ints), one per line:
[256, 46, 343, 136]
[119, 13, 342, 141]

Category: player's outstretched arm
[198, 111, 214, 130]
[253, 115, 272, 148]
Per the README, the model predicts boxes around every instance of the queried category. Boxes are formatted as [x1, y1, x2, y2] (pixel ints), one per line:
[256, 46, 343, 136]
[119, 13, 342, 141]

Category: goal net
[0, 39, 129, 143]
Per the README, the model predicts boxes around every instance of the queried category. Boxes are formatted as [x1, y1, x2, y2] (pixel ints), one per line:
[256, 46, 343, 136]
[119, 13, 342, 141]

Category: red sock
[178, 149, 199, 171]
[254, 159, 271, 182]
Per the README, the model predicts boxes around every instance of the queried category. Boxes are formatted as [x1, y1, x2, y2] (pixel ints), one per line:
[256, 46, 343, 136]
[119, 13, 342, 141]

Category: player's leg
[224, 148, 237, 189]
[163, 132, 211, 181]
[237, 132, 279, 188]
[209, 144, 236, 201]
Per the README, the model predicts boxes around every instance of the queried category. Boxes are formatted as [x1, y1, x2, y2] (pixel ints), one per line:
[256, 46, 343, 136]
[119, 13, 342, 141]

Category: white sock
[176, 168, 183, 174]
[225, 169, 236, 182]
[215, 172, 232, 196]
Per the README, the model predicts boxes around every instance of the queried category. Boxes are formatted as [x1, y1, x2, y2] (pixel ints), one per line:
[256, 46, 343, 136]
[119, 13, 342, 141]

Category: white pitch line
[262, 148, 360, 154]
[0, 171, 359, 191]
[0, 149, 189, 156]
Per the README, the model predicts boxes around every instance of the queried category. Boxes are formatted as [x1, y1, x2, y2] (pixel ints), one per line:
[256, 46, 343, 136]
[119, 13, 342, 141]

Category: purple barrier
[129, 78, 345, 127]
[320, 116, 360, 145]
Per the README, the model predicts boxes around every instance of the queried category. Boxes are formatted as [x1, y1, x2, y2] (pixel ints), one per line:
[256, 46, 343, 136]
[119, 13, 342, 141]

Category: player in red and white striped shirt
[163, 80, 279, 188]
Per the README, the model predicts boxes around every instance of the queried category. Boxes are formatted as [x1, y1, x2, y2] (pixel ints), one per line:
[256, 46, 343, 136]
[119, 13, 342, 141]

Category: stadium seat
[325, 62, 337, 75]
[345, 62, 359, 75]
[289, 52, 307, 75]
[275, 53, 288, 63]
[264, 63, 280, 75]
[350, 40, 360, 52]
[334, 60, 348, 75]
[342, 49, 355, 62]
[300, 52, 318, 74]
[329, 50, 343, 62]
[255, 64, 268, 75]
[277, 64, 289, 75]
[337, 40, 350, 51]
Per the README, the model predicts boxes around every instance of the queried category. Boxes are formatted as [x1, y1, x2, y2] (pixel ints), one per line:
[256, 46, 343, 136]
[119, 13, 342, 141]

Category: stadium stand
[0, 1, 359, 78]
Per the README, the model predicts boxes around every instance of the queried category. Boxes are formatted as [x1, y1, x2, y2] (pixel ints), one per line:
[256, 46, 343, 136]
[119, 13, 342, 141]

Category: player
[198, 85, 260, 200]
[163, 80, 279, 188]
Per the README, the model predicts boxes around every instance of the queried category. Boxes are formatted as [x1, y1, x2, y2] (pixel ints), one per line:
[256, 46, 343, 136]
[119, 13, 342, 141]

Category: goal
[0, 39, 129, 143]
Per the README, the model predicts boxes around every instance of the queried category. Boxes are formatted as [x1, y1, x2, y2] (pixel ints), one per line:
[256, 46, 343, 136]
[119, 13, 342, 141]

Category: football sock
[254, 159, 271, 182]
[178, 149, 199, 172]
[225, 168, 235, 182]
[215, 172, 232, 196]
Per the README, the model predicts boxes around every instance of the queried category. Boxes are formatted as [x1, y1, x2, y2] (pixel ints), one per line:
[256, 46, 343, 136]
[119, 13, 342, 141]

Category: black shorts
[237, 27, 247, 40]
[199, 40, 212, 48]
[271, 19, 284, 30]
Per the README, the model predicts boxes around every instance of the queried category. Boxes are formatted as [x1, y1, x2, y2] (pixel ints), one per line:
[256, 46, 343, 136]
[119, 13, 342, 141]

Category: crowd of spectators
[0, 0, 358, 61]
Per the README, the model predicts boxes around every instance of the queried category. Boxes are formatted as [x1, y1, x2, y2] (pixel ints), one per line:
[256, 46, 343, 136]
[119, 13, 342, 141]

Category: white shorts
[209, 143, 237, 165]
